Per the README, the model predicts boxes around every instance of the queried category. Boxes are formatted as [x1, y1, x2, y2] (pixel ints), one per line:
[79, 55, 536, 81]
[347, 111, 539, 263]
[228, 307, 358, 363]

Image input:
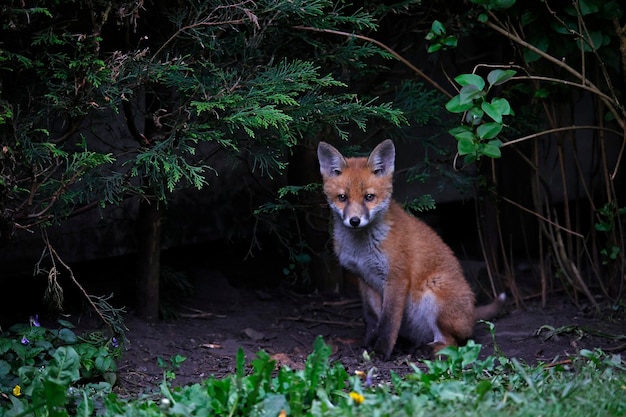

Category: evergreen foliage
[0, 0, 417, 237]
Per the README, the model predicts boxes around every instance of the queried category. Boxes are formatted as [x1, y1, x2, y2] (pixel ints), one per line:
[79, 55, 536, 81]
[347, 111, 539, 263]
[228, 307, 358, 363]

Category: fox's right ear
[317, 142, 347, 177]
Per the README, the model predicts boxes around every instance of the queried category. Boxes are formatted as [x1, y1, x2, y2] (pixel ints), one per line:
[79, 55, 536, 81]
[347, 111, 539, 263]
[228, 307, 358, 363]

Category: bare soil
[102, 268, 626, 397]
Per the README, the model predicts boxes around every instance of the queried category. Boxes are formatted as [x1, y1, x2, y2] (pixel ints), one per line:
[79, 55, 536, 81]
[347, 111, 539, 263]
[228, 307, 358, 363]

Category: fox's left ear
[368, 139, 395, 176]
[318, 141, 347, 177]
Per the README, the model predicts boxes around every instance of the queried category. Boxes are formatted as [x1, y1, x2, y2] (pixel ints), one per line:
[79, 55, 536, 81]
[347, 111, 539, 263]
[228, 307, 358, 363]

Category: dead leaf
[271, 353, 304, 370]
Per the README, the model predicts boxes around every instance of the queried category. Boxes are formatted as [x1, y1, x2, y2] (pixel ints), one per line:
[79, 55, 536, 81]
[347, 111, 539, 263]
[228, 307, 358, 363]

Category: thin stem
[292, 25, 453, 98]
[484, 15, 626, 131]
[494, 192, 584, 239]
[501, 125, 623, 148]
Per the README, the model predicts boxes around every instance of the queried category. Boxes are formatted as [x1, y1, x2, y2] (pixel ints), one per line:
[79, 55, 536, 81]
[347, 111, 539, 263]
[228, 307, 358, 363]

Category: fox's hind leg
[432, 293, 475, 353]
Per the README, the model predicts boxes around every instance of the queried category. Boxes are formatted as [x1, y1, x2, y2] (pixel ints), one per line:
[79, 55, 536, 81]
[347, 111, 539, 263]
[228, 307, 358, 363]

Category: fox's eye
[364, 193, 375, 202]
[337, 194, 347, 202]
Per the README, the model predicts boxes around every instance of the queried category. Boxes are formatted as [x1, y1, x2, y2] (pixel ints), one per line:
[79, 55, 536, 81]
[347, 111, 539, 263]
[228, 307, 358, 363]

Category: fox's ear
[318, 141, 347, 177]
[368, 139, 395, 176]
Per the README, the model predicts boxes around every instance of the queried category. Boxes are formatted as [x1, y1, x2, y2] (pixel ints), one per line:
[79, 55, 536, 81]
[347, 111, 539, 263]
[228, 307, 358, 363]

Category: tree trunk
[136, 199, 163, 322]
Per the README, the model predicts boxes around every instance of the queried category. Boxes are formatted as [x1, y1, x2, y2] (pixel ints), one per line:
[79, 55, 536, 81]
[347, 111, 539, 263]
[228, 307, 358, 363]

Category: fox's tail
[474, 292, 506, 321]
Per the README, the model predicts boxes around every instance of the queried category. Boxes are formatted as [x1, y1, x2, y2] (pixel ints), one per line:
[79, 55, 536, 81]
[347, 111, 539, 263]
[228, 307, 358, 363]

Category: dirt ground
[101, 267, 626, 397]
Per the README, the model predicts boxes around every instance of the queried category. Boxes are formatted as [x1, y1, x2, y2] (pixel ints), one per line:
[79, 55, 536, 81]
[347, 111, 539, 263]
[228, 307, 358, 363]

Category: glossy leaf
[482, 139, 503, 158]
[578, 0, 600, 15]
[487, 69, 516, 86]
[428, 44, 442, 53]
[477, 122, 503, 139]
[481, 102, 501, 123]
[459, 84, 484, 105]
[449, 125, 475, 141]
[492, 0, 516, 10]
[580, 30, 604, 51]
[457, 137, 477, 155]
[454, 74, 486, 90]
[491, 97, 513, 115]
[443, 36, 458, 48]
[430, 20, 445, 36]
[445, 95, 474, 113]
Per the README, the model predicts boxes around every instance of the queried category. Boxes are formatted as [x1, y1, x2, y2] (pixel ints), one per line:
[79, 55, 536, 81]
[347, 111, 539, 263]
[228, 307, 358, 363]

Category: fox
[317, 139, 505, 360]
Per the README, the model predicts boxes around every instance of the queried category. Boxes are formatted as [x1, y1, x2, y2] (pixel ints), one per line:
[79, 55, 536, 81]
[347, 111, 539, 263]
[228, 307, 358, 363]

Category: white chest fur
[333, 215, 391, 293]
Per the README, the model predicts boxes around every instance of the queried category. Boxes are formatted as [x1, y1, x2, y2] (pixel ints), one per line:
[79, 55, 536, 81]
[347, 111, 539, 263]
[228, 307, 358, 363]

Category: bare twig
[41, 230, 118, 334]
[292, 25, 452, 98]
[494, 192, 584, 239]
[280, 316, 363, 327]
[150, 2, 258, 64]
[484, 13, 625, 131]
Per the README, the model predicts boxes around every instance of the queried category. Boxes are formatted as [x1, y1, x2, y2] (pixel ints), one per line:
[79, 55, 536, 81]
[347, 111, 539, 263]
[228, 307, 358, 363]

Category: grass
[1, 320, 625, 417]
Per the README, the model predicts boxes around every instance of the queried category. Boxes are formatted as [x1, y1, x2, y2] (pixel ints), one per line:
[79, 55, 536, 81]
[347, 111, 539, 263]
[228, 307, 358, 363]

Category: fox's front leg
[358, 280, 381, 347]
[372, 278, 408, 360]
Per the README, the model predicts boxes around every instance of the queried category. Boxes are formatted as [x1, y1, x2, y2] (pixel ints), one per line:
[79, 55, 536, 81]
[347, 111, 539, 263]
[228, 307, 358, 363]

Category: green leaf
[476, 379, 493, 400]
[521, 9, 537, 26]
[459, 85, 485, 105]
[304, 336, 331, 397]
[449, 126, 475, 141]
[457, 137, 477, 155]
[430, 20, 446, 36]
[477, 122, 503, 139]
[443, 36, 458, 48]
[481, 102, 501, 123]
[49, 346, 81, 385]
[524, 35, 549, 63]
[454, 74, 486, 90]
[581, 30, 604, 52]
[95, 356, 114, 373]
[253, 394, 290, 417]
[487, 69, 516, 86]
[482, 139, 503, 158]
[578, 0, 600, 15]
[445, 95, 474, 113]
[43, 379, 70, 415]
[428, 44, 442, 53]
[491, 97, 513, 115]
[492, 0, 516, 10]
[0, 360, 11, 377]
[57, 328, 78, 344]
[534, 88, 549, 99]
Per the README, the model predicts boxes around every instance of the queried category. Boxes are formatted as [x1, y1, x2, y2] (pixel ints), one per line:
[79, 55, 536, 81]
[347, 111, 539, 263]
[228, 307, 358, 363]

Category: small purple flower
[21, 336, 29, 345]
[111, 337, 119, 348]
[365, 368, 376, 388]
[29, 315, 40, 327]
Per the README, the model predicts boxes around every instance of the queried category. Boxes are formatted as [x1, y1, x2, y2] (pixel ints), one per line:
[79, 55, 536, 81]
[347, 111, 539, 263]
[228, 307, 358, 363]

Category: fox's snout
[335, 200, 372, 229]
[348, 216, 362, 228]
[343, 212, 369, 229]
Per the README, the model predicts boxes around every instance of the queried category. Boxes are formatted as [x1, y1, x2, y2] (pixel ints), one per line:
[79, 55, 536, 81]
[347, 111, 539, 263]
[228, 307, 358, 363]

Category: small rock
[241, 327, 265, 341]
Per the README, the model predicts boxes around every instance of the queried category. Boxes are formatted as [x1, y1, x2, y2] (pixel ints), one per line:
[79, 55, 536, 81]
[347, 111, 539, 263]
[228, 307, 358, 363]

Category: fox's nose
[349, 217, 361, 227]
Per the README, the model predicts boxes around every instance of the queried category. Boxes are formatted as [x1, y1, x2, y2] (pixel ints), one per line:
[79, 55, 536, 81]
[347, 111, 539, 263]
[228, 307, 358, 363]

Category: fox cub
[317, 139, 505, 360]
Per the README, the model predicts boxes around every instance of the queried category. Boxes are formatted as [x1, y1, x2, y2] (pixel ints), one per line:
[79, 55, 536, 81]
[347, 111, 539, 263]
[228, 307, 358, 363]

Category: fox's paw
[373, 338, 393, 361]
[363, 330, 379, 349]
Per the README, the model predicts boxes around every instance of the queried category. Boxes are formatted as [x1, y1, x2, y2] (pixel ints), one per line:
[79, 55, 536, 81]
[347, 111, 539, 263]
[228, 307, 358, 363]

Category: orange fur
[317, 139, 504, 360]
